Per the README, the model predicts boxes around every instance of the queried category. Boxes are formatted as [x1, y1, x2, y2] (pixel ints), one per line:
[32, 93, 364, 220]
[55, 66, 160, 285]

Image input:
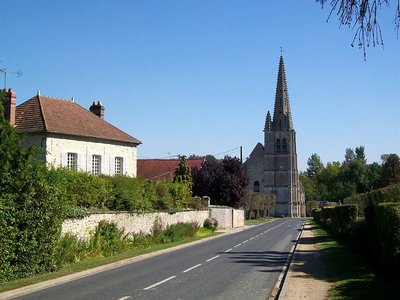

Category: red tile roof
[15, 95, 141, 145]
[137, 158, 204, 181]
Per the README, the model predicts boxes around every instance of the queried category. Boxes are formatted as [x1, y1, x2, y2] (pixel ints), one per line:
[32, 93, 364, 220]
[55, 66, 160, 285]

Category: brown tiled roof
[137, 158, 204, 181]
[15, 95, 141, 145]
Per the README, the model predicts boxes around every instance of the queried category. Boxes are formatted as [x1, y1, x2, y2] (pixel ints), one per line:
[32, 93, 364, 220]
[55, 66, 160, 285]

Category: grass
[0, 232, 218, 293]
[312, 223, 400, 299]
[244, 217, 274, 225]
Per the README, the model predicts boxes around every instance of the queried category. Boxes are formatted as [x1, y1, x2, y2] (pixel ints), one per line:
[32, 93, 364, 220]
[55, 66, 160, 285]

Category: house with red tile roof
[2, 88, 141, 176]
[137, 158, 204, 181]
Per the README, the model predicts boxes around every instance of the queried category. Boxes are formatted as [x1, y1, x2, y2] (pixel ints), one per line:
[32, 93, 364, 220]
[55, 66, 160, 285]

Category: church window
[283, 139, 287, 153]
[254, 181, 260, 192]
[276, 139, 281, 153]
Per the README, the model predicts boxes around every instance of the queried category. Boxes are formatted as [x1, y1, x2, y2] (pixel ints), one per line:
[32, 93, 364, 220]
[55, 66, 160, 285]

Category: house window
[115, 157, 123, 175]
[67, 153, 78, 171]
[92, 155, 101, 175]
[282, 139, 287, 153]
[276, 139, 281, 153]
[254, 181, 260, 193]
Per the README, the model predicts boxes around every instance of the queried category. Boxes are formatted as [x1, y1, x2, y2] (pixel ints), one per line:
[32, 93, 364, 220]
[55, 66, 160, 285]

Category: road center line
[206, 255, 220, 262]
[225, 248, 233, 253]
[234, 243, 242, 248]
[183, 264, 202, 273]
[118, 297, 131, 300]
[249, 237, 255, 240]
[242, 240, 249, 243]
[143, 276, 176, 290]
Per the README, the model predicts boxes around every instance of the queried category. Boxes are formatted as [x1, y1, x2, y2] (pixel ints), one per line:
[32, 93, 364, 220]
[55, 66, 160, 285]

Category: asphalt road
[17, 218, 304, 300]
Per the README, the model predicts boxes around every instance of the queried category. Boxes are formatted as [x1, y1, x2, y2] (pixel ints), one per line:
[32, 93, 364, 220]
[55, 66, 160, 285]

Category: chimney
[89, 100, 105, 119]
[3, 88, 16, 126]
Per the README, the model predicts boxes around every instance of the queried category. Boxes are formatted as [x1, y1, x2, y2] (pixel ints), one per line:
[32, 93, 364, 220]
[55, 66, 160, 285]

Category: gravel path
[279, 221, 332, 300]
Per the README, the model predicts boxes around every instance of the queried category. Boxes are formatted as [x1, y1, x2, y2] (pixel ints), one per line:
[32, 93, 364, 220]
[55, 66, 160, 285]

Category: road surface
[17, 218, 304, 300]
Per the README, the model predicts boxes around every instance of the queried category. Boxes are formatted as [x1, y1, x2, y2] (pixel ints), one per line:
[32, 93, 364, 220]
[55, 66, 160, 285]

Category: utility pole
[240, 146, 243, 164]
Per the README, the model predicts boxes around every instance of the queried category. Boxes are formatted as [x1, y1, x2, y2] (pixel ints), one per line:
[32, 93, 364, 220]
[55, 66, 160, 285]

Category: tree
[192, 156, 247, 208]
[380, 153, 400, 186]
[344, 148, 356, 163]
[173, 156, 193, 193]
[317, 0, 400, 60]
[355, 146, 367, 163]
[306, 153, 324, 178]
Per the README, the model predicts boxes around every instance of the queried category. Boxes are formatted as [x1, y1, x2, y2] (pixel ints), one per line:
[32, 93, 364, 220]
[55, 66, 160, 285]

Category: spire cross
[280, 47, 284, 56]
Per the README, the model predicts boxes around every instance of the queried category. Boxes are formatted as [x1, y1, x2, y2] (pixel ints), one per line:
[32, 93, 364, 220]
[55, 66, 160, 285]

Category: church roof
[272, 55, 293, 131]
[15, 95, 141, 145]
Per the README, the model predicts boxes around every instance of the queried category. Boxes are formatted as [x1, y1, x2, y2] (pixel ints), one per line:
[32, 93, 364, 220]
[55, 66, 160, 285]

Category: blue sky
[2, 0, 399, 171]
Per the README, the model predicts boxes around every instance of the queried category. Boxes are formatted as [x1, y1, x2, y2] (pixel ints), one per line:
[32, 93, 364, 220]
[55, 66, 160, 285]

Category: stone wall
[62, 210, 209, 240]
[210, 206, 245, 230]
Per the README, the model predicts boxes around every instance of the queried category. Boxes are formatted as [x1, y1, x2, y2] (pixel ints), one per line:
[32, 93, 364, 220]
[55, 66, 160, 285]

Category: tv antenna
[0, 66, 23, 89]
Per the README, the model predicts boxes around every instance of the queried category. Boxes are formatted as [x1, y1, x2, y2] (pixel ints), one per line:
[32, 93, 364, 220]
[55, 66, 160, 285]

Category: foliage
[173, 156, 193, 194]
[192, 156, 247, 207]
[203, 218, 218, 232]
[241, 188, 275, 218]
[317, 0, 400, 60]
[300, 147, 400, 203]
[161, 222, 198, 243]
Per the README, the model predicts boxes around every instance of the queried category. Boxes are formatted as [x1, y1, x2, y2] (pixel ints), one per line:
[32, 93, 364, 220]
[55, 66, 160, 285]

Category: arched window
[276, 139, 281, 153]
[282, 139, 287, 153]
[254, 181, 260, 192]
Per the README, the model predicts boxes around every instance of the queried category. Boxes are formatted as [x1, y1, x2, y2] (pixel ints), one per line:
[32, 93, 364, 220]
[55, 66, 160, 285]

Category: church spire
[272, 55, 293, 131]
[265, 111, 272, 131]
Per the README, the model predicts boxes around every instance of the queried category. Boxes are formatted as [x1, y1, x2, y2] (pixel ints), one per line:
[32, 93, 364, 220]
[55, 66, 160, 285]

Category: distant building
[244, 56, 305, 217]
[2, 89, 141, 176]
[137, 158, 204, 181]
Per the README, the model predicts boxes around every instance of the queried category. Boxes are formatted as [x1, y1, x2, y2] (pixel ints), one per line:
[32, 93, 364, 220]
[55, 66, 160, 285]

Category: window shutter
[61, 152, 67, 167]
[110, 156, 115, 176]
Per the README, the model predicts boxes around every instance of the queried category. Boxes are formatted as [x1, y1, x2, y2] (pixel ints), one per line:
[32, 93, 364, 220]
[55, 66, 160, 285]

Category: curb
[269, 220, 305, 300]
[0, 224, 259, 299]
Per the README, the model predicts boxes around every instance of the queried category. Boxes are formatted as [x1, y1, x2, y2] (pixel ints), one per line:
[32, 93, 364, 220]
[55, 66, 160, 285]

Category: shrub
[195, 227, 213, 237]
[330, 205, 358, 238]
[163, 222, 197, 242]
[203, 218, 218, 232]
[88, 221, 127, 257]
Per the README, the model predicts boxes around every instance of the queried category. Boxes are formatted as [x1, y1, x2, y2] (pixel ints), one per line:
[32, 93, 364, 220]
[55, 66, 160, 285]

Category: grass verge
[0, 233, 218, 293]
[312, 222, 400, 299]
[245, 217, 274, 226]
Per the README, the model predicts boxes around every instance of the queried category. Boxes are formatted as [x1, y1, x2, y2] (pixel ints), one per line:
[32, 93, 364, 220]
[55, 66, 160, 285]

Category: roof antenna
[37, 90, 41, 96]
[0, 67, 23, 89]
[71, 96, 75, 102]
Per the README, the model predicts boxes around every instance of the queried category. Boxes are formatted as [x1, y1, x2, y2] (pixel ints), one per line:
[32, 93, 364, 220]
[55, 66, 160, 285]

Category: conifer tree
[173, 156, 193, 193]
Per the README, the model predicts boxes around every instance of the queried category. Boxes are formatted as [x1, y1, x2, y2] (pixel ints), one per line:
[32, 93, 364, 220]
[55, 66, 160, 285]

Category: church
[244, 55, 306, 217]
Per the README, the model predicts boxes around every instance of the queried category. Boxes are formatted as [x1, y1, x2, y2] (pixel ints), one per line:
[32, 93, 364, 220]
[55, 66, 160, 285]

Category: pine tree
[173, 156, 193, 193]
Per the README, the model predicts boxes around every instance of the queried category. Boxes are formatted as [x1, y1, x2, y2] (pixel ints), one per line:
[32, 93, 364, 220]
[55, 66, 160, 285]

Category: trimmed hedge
[313, 205, 358, 238]
[343, 183, 400, 217]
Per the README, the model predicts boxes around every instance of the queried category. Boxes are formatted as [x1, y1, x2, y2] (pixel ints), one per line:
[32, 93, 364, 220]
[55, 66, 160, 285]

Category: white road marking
[249, 237, 255, 240]
[183, 264, 202, 273]
[118, 297, 131, 300]
[242, 239, 249, 243]
[143, 276, 176, 290]
[206, 255, 220, 262]
[234, 243, 242, 248]
[225, 248, 233, 253]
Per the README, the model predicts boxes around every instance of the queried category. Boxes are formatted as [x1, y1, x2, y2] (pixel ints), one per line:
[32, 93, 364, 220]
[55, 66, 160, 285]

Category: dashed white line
[225, 248, 233, 253]
[249, 237, 255, 240]
[242, 240, 249, 244]
[234, 243, 242, 248]
[183, 264, 202, 273]
[206, 255, 220, 262]
[143, 276, 176, 290]
[118, 297, 131, 300]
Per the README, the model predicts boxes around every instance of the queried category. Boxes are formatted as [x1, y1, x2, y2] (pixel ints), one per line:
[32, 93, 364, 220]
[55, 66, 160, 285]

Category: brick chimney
[89, 101, 105, 119]
[2, 88, 16, 126]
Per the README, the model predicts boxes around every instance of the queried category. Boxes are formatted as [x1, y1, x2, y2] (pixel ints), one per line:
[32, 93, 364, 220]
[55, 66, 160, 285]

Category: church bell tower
[244, 55, 305, 217]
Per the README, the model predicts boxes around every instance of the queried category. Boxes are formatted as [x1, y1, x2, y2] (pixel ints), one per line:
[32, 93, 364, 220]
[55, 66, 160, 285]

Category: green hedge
[343, 183, 400, 217]
[313, 205, 358, 238]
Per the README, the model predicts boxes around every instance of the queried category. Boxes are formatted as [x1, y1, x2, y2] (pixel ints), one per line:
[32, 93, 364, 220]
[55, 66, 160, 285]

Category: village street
[14, 218, 304, 300]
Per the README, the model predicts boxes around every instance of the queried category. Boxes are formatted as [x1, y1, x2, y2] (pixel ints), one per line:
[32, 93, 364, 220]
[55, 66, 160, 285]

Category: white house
[3, 88, 141, 177]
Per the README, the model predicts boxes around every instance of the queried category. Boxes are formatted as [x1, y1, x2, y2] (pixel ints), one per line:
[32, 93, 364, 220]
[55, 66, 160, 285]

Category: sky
[2, 0, 399, 171]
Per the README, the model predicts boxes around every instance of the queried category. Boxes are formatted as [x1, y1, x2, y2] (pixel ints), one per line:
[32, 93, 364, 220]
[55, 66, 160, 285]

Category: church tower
[244, 55, 305, 217]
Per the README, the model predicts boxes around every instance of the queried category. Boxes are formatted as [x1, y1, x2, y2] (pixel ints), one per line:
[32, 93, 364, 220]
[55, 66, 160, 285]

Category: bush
[203, 218, 218, 232]
[330, 205, 358, 238]
[162, 222, 197, 242]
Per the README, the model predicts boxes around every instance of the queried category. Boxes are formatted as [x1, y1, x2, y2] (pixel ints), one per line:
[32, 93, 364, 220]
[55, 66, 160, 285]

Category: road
[16, 218, 304, 300]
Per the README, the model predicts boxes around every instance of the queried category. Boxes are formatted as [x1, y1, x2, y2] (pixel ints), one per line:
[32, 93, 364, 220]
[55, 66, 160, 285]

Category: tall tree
[192, 156, 247, 208]
[381, 154, 400, 186]
[173, 156, 193, 193]
[306, 153, 324, 178]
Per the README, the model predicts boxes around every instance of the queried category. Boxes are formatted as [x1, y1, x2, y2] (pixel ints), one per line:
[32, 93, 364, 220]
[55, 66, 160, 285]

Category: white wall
[45, 135, 138, 177]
